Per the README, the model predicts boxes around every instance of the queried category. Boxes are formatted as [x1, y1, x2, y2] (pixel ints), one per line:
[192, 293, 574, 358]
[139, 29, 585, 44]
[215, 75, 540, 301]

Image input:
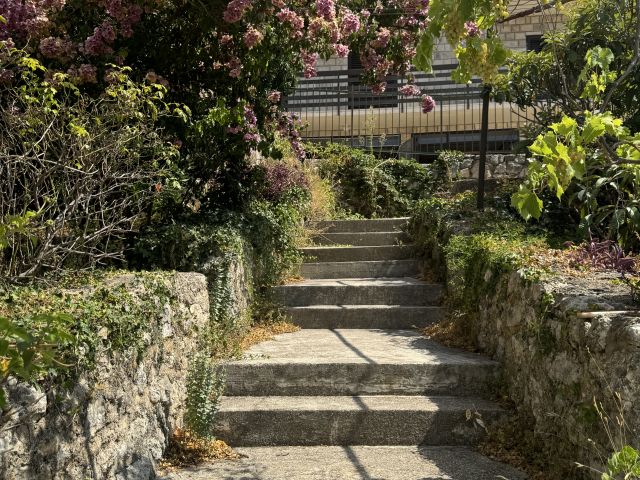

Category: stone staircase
[171, 218, 526, 479]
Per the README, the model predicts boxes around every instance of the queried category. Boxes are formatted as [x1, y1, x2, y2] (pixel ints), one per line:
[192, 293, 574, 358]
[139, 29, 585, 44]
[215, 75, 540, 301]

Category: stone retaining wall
[0, 272, 210, 480]
[451, 154, 529, 180]
[417, 217, 640, 478]
[475, 268, 640, 477]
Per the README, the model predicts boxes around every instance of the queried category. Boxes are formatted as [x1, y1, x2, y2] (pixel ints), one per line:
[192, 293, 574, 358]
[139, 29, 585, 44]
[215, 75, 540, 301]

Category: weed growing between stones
[184, 352, 226, 440]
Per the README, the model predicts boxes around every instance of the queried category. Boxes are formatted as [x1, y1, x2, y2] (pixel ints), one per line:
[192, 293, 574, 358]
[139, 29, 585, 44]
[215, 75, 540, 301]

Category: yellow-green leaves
[578, 46, 617, 101]
[512, 108, 627, 222]
[511, 185, 543, 221]
[413, 0, 510, 84]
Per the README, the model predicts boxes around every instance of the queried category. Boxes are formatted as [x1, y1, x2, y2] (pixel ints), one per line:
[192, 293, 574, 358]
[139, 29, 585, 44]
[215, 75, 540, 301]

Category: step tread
[286, 304, 440, 310]
[302, 259, 418, 266]
[230, 329, 496, 366]
[303, 245, 413, 251]
[159, 445, 527, 480]
[279, 277, 436, 287]
[217, 394, 502, 412]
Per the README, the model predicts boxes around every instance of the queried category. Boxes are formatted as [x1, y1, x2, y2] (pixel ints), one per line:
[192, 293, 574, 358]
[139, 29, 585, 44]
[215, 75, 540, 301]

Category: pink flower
[84, 21, 116, 56]
[77, 63, 97, 83]
[267, 90, 282, 103]
[316, 0, 335, 21]
[333, 43, 349, 58]
[223, 0, 252, 23]
[39, 36, 75, 60]
[243, 132, 261, 143]
[421, 95, 436, 113]
[276, 8, 304, 31]
[465, 21, 480, 37]
[243, 26, 263, 48]
[399, 84, 421, 96]
[271, 0, 285, 7]
[227, 57, 242, 78]
[340, 10, 360, 36]
[371, 28, 391, 49]
[301, 50, 318, 78]
[220, 34, 233, 45]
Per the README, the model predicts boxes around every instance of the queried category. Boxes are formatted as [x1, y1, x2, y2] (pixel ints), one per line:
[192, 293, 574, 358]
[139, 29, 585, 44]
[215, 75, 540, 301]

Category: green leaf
[511, 187, 543, 221]
[582, 115, 606, 144]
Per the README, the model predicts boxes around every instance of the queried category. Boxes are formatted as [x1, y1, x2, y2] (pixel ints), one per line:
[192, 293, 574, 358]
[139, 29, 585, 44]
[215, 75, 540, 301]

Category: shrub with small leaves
[184, 352, 225, 440]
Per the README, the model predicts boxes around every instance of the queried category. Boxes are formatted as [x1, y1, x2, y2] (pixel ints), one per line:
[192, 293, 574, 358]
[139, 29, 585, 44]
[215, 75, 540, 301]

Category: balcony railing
[284, 63, 539, 161]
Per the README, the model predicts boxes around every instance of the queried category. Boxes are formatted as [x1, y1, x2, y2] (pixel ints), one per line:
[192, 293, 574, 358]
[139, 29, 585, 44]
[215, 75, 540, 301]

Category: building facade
[285, 2, 565, 160]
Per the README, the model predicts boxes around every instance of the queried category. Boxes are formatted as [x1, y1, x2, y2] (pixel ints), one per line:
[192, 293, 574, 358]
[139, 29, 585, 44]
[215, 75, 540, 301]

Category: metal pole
[477, 85, 491, 211]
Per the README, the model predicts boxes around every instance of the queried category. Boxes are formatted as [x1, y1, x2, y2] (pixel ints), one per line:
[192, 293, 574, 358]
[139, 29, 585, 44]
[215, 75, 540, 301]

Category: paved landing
[232, 329, 495, 366]
[160, 445, 527, 480]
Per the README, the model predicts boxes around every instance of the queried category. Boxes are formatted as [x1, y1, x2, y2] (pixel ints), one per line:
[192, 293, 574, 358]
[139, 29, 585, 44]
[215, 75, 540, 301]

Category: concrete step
[312, 231, 410, 246]
[303, 245, 415, 263]
[273, 278, 444, 306]
[214, 394, 504, 446]
[224, 329, 499, 396]
[312, 217, 410, 233]
[159, 445, 527, 480]
[300, 260, 419, 279]
[286, 304, 444, 329]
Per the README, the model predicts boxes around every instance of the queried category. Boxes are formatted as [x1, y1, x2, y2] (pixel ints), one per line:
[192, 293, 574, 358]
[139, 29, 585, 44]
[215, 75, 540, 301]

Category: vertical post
[477, 85, 491, 211]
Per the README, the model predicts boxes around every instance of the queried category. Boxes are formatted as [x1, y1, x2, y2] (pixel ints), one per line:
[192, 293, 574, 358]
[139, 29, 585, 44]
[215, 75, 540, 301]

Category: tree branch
[499, 0, 576, 24]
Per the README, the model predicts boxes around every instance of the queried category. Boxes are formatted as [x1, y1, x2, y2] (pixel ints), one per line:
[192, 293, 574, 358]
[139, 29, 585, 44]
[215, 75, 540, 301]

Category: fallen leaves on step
[159, 428, 240, 471]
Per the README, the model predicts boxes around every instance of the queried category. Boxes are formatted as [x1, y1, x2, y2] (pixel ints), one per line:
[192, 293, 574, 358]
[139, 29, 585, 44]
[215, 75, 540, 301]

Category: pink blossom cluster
[67, 64, 98, 84]
[275, 8, 305, 36]
[39, 36, 75, 60]
[102, 0, 143, 38]
[223, 0, 252, 23]
[243, 26, 263, 49]
[371, 28, 391, 49]
[84, 20, 116, 56]
[421, 95, 436, 113]
[333, 43, 349, 58]
[399, 84, 421, 96]
[340, 9, 360, 36]
[316, 0, 335, 22]
[227, 56, 242, 78]
[0, 0, 64, 39]
[267, 90, 281, 103]
[301, 50, 318, 78]
[464, 21, 480, 37]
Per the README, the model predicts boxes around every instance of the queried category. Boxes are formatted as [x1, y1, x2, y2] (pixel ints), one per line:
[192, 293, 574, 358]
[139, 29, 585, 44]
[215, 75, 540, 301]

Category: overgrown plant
[308, 142, 429, 218]
[512, 45, 640, 250]
[184, 351, 225, 440]
[0, 313, 74, 408]
[0, 49, 185, 281]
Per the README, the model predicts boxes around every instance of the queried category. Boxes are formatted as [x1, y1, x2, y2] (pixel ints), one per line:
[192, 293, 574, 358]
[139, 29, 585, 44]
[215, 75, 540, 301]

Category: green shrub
[0, 52, 185, 282]
[0, 272, 181, 391]
[184, 352, 225, 440]
[307, 142, 430, 218]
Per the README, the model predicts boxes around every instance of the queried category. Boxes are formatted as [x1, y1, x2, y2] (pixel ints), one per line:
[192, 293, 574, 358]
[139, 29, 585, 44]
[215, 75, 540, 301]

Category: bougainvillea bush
[0, 0, 514, 211]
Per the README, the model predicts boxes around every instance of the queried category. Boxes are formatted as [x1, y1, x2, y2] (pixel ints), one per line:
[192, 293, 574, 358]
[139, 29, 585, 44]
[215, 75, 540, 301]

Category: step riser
[312, 232, 410, 247]
[312, 218, 409, 233]
[273, 285, 444, 306]
[300, 261, 419, 279]
[286, 307, 445, 329]
[303, 246, 414, 263]
[214, 408, 502, 446]
[224, 364, 498, 396]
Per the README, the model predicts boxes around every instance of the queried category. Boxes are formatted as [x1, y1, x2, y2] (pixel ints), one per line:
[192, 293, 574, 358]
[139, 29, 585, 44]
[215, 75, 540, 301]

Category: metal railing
[284, 63, 537, 161]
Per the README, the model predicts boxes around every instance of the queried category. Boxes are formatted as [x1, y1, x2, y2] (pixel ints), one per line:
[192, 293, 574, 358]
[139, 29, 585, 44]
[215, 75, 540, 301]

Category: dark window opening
[526, 35, 545, 52]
